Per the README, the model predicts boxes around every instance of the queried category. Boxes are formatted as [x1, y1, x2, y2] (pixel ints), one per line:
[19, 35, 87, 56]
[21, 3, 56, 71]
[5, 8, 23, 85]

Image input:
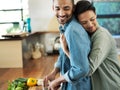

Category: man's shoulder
[68, 17, 83, 29]
[70, 17, 79, 25]
[65, 17, 88, 37]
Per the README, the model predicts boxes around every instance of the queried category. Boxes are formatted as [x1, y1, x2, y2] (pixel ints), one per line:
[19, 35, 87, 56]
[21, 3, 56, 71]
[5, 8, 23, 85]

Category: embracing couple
[43, 0, 120, 90]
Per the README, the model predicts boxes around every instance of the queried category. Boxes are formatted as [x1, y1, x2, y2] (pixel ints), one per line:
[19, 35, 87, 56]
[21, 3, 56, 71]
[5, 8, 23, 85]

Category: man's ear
[73, 5, 76, 12]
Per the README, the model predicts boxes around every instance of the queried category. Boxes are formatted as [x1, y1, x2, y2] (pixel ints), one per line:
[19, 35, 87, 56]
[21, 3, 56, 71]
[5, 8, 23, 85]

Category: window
[93, 1, 120, 35]
[0, 0, 28, 35]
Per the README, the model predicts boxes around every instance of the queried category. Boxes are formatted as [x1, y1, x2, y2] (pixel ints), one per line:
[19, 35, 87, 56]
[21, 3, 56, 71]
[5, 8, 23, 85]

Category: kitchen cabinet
[0, 31, 59, 68]
[0, 32, 37, 68]
[0, 39, 23, 68]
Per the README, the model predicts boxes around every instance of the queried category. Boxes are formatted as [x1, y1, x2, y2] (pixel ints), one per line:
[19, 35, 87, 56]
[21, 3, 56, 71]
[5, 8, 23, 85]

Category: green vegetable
[14, 78, 28, 83]
[7, 78, 29, 90]
[15, 86, 23, 90]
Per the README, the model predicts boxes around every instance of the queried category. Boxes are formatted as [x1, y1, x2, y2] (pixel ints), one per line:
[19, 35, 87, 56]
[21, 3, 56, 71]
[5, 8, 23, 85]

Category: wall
[22, 33, 60, 58]
[29, 0, 55, 32]
[28, 0, 82, 32]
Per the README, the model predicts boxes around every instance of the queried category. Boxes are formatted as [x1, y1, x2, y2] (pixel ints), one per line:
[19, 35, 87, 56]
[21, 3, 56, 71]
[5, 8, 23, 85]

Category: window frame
[93, 1, 120, 35]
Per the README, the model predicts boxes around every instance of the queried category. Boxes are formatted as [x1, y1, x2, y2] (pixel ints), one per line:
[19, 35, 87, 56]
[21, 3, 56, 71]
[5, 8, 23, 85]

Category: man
[43, 0, 91, 90]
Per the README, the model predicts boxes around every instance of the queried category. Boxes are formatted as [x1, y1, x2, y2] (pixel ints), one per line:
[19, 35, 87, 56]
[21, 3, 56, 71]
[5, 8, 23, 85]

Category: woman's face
[77, 10, 98, 34]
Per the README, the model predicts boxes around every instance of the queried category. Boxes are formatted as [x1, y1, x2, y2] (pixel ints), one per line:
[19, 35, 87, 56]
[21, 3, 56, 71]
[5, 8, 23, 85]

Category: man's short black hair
[74, 0, 96, 19]
[52, 0, 74, 6]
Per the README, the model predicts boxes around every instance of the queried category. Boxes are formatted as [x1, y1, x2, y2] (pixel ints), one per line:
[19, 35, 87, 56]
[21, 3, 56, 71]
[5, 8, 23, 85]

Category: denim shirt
[55, 16, 91, 90]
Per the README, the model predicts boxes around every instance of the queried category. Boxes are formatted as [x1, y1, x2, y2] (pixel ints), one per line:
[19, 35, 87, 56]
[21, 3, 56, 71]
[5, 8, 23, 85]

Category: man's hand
[43, 68, 60, 89]
[43, 72, 55, 88]
[48, 79, 61, 90]
[48, 75, 66, 90]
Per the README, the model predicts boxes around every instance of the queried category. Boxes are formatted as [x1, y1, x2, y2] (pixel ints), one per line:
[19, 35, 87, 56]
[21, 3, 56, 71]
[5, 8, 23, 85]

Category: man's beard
[57, 15, 72, 25]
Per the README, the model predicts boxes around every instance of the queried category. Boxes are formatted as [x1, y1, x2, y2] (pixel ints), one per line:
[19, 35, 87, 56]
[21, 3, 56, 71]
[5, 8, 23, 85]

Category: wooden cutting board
[28, 86, 43, 90]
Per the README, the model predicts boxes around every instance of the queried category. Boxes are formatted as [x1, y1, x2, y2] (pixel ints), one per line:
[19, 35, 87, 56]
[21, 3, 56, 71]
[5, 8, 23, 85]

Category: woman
[60, 1, 120, 90]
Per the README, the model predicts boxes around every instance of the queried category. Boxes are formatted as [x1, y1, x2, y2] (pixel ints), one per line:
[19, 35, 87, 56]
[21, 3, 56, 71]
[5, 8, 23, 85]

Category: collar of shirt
[59, 16, 75, 34]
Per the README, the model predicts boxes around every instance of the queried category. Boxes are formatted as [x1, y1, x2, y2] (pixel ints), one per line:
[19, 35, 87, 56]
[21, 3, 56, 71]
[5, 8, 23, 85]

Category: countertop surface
[0, 31, 59, 41]
[0, 32, 30, 41]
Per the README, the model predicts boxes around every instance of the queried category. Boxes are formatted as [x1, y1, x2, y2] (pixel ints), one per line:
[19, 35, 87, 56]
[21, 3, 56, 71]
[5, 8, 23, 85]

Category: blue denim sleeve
[63, 25, 91, 84]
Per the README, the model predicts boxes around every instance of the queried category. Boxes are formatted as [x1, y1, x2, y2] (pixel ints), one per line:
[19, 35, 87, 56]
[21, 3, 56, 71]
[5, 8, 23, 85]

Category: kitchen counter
[0, 32, 39, 68]
[0, 55, 59, 89]
[0, 33, 29, 68]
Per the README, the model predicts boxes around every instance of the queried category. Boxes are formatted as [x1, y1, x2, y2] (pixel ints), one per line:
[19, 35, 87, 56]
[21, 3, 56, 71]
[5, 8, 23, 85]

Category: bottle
[26, 17, 31, 33]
